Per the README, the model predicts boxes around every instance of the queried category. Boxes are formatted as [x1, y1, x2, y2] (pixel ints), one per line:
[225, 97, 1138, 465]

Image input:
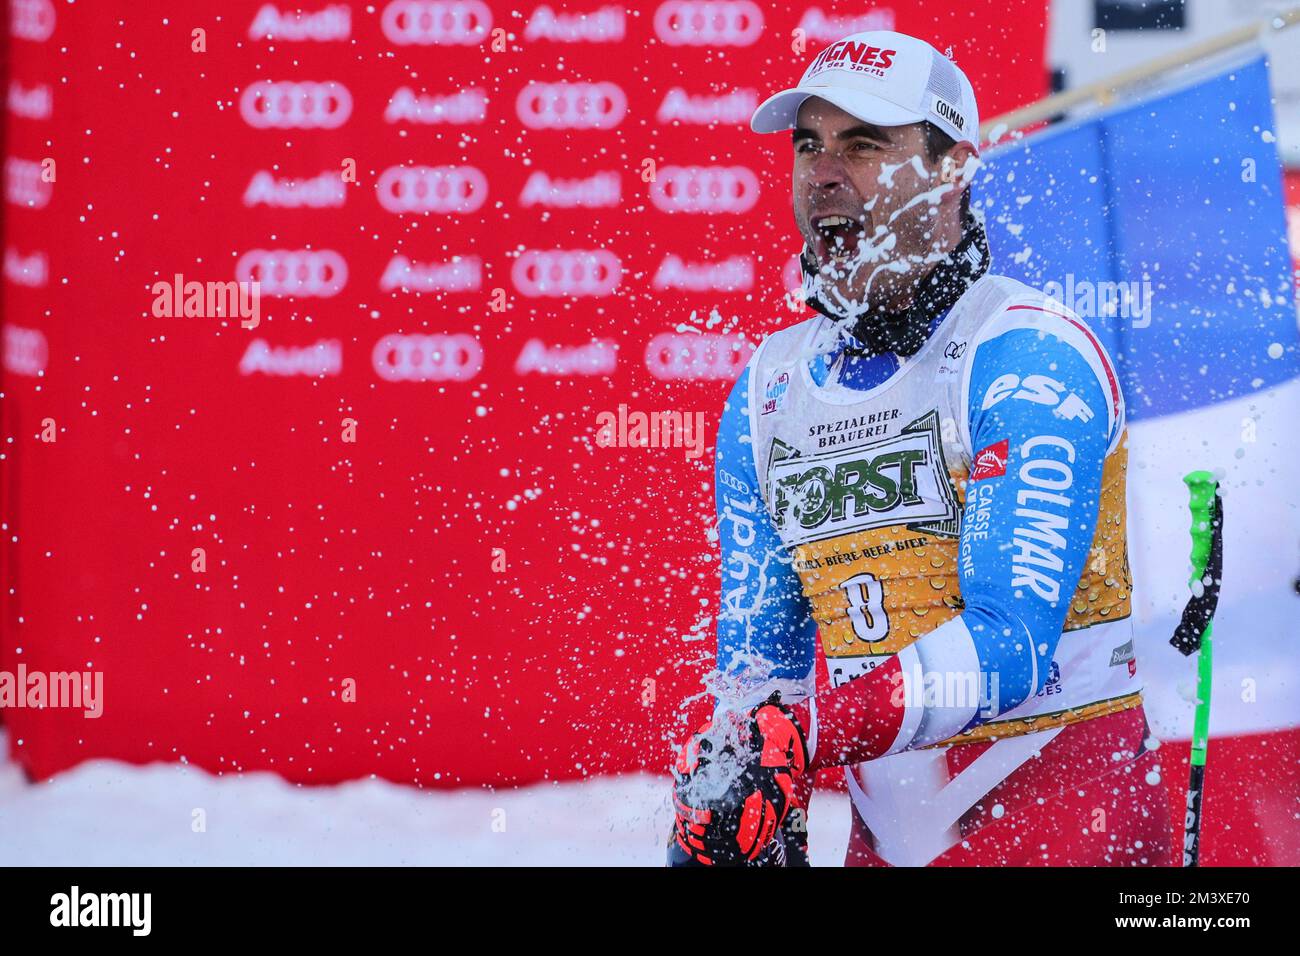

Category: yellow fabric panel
[922, 691, 1145, 749]
[1064, 434, 1132, 630]
[791, 433, 1136, 744]
[798, 529, 964, 656]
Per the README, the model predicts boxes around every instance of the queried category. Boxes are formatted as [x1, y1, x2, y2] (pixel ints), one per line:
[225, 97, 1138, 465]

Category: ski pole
[1170, 471, 1223, 867]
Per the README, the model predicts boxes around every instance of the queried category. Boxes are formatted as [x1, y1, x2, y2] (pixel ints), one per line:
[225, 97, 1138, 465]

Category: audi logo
[782, 253, 803, 294]
[516, 82, 626, 131]
[645, 332, 752, 381]
[649, 165, 759, 214]
[372, 333, 483, 382]
[235, 249, 348, 298]
[11, 0, 55, 42]
[376, 165, 488, 214]
[381, 0, 491, 45]
[3, 325, 48, 377]
[512, 249, 621, 298]
[5, 157, 52, 209]
[239, 80, 353, 129]
[653, 1, 763, 47]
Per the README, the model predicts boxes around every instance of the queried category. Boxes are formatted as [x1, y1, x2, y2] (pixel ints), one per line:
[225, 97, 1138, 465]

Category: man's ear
[939, 143, 977, 202]
[942, 143, 977, 185]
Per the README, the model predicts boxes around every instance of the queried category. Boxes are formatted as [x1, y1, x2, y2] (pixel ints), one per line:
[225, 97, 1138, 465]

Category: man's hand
[667, 692, 811, 866]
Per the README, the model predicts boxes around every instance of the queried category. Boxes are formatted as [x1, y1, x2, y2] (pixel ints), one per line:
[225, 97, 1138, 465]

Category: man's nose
[804, 150, 849, 192]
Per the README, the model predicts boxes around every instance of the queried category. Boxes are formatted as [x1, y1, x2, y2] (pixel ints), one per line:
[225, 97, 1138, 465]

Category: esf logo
[982, 373, 1094, 424]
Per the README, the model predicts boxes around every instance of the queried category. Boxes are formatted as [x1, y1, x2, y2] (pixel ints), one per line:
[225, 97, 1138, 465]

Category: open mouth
[811, 214, 865, 265]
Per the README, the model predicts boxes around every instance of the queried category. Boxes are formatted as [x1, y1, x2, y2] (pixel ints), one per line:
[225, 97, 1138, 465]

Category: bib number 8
[841, 572, 889, 643]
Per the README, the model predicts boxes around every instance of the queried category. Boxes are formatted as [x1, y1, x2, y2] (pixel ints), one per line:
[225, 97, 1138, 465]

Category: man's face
[792, 97, 959, 315]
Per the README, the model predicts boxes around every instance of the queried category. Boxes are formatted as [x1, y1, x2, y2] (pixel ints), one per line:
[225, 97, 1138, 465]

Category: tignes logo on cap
[750, 30, 981, 153]
[807, 40, 899, 79]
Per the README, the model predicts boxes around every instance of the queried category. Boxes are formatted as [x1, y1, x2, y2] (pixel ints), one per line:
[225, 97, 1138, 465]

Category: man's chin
[810, 279, 873, 315]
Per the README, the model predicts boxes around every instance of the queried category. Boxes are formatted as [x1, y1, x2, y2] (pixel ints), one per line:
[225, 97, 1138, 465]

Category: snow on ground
[0, 732, 850, 866]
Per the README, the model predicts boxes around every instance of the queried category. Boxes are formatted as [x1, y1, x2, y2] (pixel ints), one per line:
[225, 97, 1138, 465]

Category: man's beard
[799, 209, 990, 358]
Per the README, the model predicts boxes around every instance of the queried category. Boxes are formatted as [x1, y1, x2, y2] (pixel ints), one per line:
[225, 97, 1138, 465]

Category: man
[668, 31, 1169, 867]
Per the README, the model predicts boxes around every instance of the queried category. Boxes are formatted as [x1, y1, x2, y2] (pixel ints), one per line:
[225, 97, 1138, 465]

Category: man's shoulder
[757, 312, 823, 355]
[739, 313, 823, 384]
[964, 273, 1078, 331]
[962, 273, 1113, 358]
[960, 273, 1126, 444]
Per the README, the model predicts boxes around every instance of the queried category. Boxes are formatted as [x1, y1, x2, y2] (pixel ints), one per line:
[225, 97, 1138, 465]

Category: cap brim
[750, 87, 925, 134]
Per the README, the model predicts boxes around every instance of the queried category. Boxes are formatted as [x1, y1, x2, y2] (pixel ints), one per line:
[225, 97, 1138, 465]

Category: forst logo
[768, 411, 960, 543]
[807, 41, 897, 79]
[774, 447, 927, 530]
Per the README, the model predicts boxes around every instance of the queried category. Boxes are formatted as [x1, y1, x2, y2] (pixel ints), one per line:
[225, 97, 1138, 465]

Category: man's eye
[795, 141, 818, 154]
[852, 141, 881, 152]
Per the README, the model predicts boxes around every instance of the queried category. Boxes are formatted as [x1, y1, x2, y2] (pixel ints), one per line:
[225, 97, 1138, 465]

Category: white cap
[750, 31, 980, 153]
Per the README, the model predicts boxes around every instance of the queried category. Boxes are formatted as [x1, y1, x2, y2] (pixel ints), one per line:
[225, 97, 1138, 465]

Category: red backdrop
[1289, 170, 1299, 285]
[0, 1, 1050, 788]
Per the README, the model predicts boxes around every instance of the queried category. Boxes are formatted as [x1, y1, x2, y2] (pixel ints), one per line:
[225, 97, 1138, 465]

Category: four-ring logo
[645, 332, 752, 380]
[512, 249, 621, 297]
[372, 333, 483, 382]
[650, 165, 759, 214]
[376, 165, 488, 214]
[516, 82, 626, 130]
[381, 0, 491, 45]
[240, 80, 353, 129]
[653, 1, 763, 47]
[235, 249, 348, 297]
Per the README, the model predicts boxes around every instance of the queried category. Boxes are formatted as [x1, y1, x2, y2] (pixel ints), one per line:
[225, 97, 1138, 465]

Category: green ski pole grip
[1184, 471, 1217, 588]
[1183, 471, 1218, 767]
